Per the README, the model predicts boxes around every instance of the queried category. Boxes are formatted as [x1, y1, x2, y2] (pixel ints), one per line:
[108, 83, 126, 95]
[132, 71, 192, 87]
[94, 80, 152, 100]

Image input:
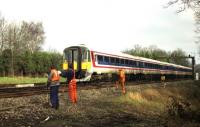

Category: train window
[120, 59, 125, 65]
[146, 63, 149, 68]
[63, 49, 69, 61]
[116, 58, 120, 63]
[129, 60, 133, 67]
[104, 56, 109, 63]
[136, 61, 139, 67]
[145, 63, 147, 68]
[81, 49, 88, 62]
[139, 62, 143, 68]
[142, 62, 145, 68]
[110, 57, 115, 64]
[86, 50, 91, 62]
[152, 64, 154, 69]
[132, 61, 136, 67]
[97, 55, 103, 62]
[115, 58, 120, 66]
[66, 51, 72, 61]
[127, 60, 131, 67]
[149, 63, 153, 69]
[151, 64, 154, 69]
[162, 66, 166, 70]
[125, 60, 128, 65]
[143, 63, 146, 68]
[73, 50, 78, 61]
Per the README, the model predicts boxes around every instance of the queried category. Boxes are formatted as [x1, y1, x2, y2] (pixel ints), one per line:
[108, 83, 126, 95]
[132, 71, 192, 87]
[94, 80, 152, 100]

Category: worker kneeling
[115, 69, 126, 94]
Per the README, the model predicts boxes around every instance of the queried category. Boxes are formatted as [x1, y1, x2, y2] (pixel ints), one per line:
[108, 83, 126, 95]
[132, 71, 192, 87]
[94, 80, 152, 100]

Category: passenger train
[62, 44, 192, 82]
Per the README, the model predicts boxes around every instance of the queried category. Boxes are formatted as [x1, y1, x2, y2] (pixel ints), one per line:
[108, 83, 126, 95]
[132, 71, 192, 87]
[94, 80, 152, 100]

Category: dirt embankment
[0, 80, 200, 127]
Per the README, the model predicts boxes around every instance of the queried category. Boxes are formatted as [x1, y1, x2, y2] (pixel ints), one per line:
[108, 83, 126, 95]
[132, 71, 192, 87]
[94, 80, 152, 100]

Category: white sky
[0, 0, 200, 63]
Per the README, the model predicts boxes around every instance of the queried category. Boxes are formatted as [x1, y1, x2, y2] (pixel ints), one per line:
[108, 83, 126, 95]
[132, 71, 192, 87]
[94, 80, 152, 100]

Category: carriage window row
[96, 55, 191, 72]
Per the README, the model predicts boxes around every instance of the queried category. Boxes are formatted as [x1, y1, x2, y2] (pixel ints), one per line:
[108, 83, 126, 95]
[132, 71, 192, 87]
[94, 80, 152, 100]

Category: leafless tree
[0, 14, 8, 54]
[19, 21, 45, 53]
[166, 0, 200, 57]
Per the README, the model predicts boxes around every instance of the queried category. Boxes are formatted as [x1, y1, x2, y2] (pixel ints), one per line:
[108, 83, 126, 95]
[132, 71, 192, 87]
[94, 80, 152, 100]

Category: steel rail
[0, 79, 190, 98]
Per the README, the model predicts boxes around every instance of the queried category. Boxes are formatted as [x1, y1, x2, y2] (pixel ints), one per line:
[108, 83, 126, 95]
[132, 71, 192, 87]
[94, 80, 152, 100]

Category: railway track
[0, 85, 48, 98]
[0, 79, 188, 98]
[0, 81, 118, 98]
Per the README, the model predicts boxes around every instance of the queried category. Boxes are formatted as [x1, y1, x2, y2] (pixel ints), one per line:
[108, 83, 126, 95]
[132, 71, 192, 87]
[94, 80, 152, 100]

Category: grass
[110, 80, 200, 126]
[62, 80, 200, 127]
[115, 88, 166, 115]
[0, 77, 66, 85]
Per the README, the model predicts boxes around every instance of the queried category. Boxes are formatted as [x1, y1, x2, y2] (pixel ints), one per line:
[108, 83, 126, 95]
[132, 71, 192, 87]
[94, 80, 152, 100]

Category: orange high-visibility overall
[68, 70, 77, 103]
[116, 69, 126, 94]
[68, 78, 77, 103]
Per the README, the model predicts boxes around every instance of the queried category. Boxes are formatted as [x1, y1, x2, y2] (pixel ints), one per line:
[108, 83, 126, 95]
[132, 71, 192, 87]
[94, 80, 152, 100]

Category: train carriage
[63, 44, 192, 82]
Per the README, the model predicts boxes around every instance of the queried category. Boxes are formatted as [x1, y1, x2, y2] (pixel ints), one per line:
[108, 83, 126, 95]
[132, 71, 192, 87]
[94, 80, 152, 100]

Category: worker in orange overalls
[47, 65, 60, 109]
[65, 64, 77, 103]
[115, 69, 126, 94]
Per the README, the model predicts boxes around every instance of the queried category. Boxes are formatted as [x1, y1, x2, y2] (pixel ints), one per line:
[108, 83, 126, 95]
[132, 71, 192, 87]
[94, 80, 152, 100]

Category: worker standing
[115, 69, 126, 94]
[66, 64, 74, 84]
[62, 64, 77, 103]
[47, 65, 60, 109]
[66, 64, 77, 103]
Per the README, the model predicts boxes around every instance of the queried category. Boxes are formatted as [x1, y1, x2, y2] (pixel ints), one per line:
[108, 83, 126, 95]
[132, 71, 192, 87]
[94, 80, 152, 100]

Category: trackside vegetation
[0, 77, 66, 85]
[0, 77, 47, 85]
[0, 51, 63, 77]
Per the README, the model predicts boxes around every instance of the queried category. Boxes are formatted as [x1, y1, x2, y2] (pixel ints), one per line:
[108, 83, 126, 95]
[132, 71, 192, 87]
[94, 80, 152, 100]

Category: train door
[65, 48, 82, 79]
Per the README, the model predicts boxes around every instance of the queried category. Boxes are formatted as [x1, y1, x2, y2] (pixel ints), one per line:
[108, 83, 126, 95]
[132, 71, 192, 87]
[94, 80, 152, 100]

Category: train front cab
[63, 46, 92, 80]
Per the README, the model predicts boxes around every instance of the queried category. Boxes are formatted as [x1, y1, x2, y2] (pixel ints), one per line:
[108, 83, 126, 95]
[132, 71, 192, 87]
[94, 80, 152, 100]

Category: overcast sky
[0, 0, 200, 63]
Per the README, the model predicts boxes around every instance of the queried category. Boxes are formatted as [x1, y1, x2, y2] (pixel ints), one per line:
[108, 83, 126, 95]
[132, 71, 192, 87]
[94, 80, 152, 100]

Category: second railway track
[0, 79, 185, 98]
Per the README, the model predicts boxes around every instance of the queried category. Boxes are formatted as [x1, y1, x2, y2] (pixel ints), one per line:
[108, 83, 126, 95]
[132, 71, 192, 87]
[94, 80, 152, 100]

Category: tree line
[0, 14, 62, 77]
[0, 50, 63, 77]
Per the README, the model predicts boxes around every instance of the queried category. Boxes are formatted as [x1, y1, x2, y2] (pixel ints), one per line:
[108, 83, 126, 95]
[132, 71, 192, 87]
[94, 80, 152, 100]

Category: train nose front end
[63, 46, 92, 81]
